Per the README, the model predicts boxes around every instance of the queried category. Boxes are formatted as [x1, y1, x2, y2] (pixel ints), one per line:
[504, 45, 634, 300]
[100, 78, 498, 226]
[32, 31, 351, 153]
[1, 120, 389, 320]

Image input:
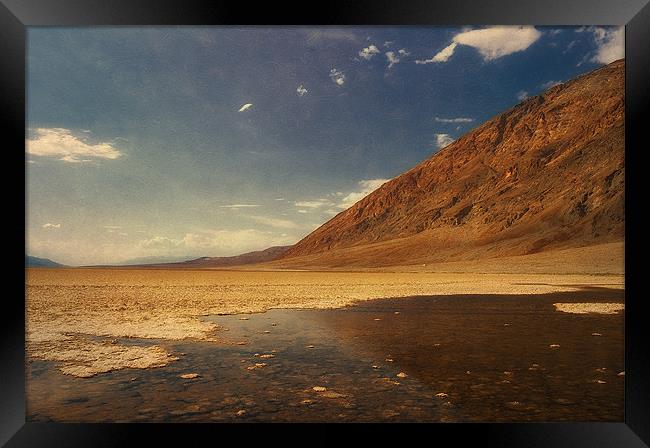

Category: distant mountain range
[26, 255, 65, 268]
[125, 246, 291, 268]
[273, 59, 624, 268]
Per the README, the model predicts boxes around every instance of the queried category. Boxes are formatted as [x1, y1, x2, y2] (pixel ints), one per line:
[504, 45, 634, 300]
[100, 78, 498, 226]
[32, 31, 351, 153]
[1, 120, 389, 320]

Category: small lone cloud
[517, 90, 529, 101]
[329, 68, 346, 86]
[434, 116, 474, 123]
[220, 204, 261, 209]
[386, 50, 409, 68]
[42, 223, 61, 229]
[238, 103, 253, 112]
[359, 45, 380, 60]
[540, 80, 563, 89]
[296, 85, 308, 97]
[434, 133, 455, 149]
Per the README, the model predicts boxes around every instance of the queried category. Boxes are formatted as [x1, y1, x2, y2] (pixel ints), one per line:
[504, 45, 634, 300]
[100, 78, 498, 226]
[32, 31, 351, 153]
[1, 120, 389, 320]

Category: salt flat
[26, 264, 623, 377]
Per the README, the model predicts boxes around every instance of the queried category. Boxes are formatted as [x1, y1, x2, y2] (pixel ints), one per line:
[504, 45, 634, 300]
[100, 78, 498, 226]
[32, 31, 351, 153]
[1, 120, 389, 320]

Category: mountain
[108, 255, 195, 266]
[278, 60, 624, 268]
[131, 246, 292, 268]
[26, 255, 65, 268]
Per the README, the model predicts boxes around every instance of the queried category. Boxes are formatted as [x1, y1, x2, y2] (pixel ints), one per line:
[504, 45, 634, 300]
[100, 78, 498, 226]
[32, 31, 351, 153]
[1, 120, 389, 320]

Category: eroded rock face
[282, 60, 624, 266]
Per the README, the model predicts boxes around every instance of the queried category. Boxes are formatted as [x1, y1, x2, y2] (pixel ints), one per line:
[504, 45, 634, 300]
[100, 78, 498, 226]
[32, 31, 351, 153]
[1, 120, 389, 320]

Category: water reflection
[27, 288, 623, 422]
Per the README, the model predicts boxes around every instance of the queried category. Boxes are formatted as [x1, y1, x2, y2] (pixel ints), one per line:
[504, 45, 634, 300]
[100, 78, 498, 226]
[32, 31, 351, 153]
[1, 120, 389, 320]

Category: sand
[26, 264, 624, 378]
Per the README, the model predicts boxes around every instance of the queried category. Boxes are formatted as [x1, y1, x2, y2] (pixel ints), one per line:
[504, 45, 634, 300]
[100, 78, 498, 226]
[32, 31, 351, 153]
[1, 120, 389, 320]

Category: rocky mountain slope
[279, 60, 624, 267]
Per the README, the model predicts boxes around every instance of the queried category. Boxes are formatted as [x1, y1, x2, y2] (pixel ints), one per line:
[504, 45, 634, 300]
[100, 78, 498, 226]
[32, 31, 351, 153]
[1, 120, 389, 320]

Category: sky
[26, 25, 624, 266]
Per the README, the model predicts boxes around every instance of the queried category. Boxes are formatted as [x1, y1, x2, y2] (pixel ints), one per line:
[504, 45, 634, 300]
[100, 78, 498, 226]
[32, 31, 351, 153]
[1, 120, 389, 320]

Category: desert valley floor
[26, 242, 624, 422]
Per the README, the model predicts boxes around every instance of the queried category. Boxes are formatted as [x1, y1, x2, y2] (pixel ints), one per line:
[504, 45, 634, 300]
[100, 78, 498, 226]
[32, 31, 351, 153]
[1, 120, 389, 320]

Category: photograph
[25, 25, 625, 423]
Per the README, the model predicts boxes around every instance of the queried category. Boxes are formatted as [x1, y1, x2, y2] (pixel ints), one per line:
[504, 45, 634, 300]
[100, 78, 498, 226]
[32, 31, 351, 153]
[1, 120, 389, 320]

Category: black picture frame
[3, 0, 649, 445]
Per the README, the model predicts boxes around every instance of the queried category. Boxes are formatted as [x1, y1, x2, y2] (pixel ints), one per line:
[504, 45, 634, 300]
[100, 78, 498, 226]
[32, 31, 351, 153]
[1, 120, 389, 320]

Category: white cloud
[137, 229, 296, 257]
[434, 116, 474, 123]
[434, 134, 455, 149]
[338, 178, 390, 209]
[517, 90, 529, 101]
[219, 204, 261, 209]
[26, 128, 122, 163]
[329, 68, 346, 86]
[386, 50, 408, 69]
[294, 200, 331, 209]
[296, 84, 308, 97]
[590, 26, 624, 64]
[540, 80, 563, 89]
[42, 223, 61, 229]
[416, 42, 457, 64]
[416, 26, 541, 64]
[564, 40, 577, 53]
[248, 215, 300, 229]
[359, 45, 380, 60]
[383, 41, 394, 47]
[238, 103, 253, 112]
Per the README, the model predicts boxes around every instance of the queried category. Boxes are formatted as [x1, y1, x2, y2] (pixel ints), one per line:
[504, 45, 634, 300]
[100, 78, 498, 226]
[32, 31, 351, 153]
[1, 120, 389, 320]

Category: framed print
[2, 0, 650, 445]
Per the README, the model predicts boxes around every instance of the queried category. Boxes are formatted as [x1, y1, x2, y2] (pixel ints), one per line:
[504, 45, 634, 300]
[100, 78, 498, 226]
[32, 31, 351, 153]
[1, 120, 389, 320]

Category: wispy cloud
[329, 68, 346, 86]
[305, 29, 360, 44]
[219, 204, 261, 209]
[137, 229, 296, 257]
[42, 222, 61, 229]
[416, 26, 541, 64]
[294, 200, 331, 209]
[359, 44, 380, 60]
[540, 80, 563, 89]
[434, 133, 455, 149]
[434, 116, 474, 123]
[416, 42, 457, 64]
[338, 179, 390, 209]
[517, 90, 529, 101]
[296, 85, 308, 97]
[26, 128, 122, 163]
[385, 51, 399, 68]
[248, 215, 300, 229]
[385, 49, 409, 68]
[238, 103, 253, 112]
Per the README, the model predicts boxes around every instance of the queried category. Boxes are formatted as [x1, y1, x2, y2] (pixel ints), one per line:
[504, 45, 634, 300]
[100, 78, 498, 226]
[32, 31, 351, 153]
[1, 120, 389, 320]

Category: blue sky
[26, 26, 624, 265]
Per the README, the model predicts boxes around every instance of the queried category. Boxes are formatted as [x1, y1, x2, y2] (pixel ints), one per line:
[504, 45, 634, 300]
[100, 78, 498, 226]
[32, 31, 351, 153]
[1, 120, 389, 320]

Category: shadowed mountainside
[276, 60, 624, 268]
